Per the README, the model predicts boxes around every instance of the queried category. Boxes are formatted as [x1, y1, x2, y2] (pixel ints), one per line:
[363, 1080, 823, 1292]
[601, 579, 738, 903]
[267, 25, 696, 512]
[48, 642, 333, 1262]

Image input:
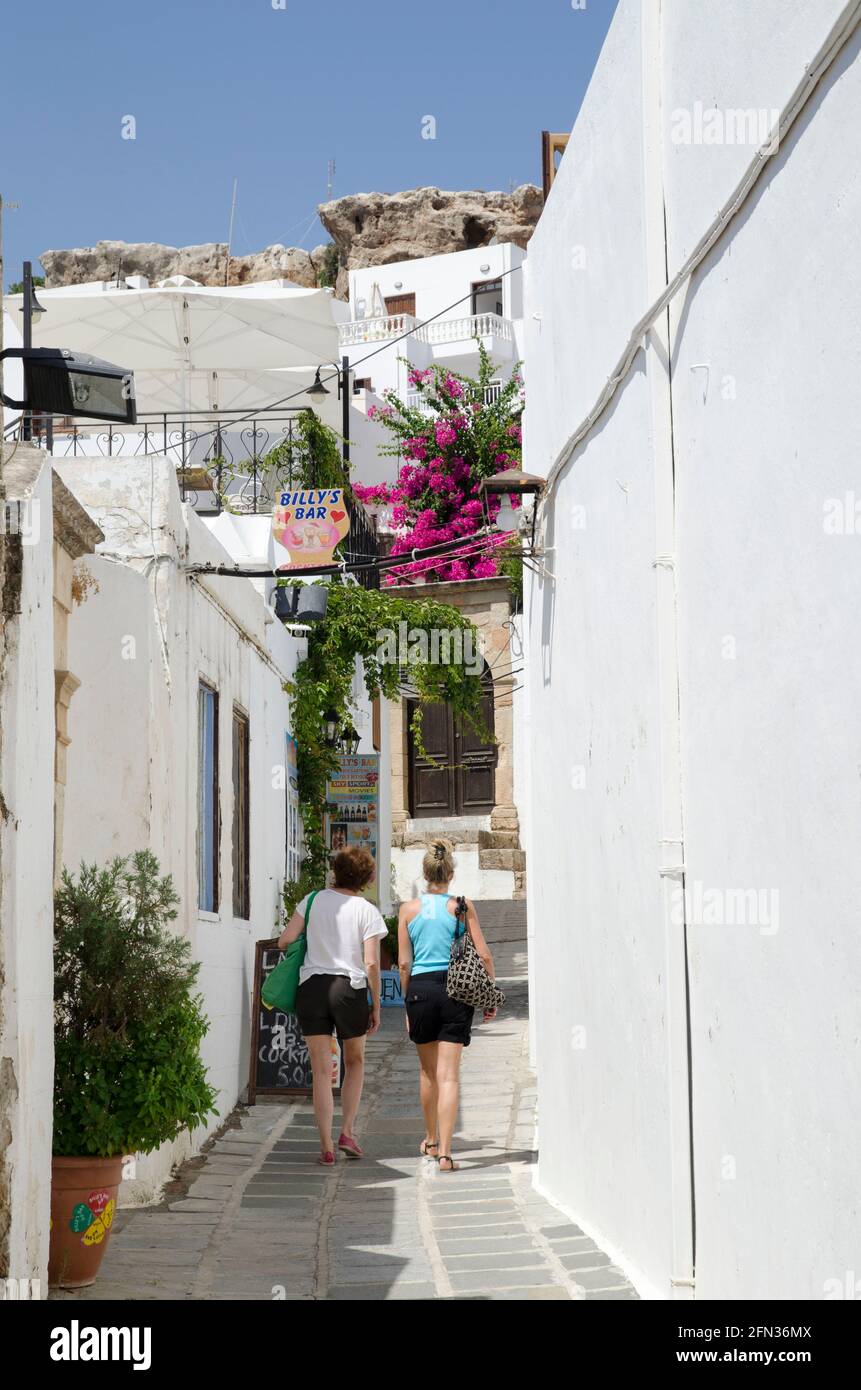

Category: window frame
[197, 681, 220, 913]
[232, 706, 251, 921]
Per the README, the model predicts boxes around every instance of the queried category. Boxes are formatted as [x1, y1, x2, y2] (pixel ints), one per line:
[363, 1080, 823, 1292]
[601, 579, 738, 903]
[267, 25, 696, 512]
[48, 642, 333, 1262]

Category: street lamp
[307, 367, 330, 400]
[306, 358, 352, 472]
[478, 467, 545, 534]
[322, 709, 341, 748]
[339, 725, 361, 756]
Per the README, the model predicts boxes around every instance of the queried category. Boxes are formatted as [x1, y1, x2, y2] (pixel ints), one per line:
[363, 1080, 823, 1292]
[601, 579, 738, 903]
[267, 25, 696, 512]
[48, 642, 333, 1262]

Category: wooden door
[385, 293, 416, 317]
[407, 669, 496, 818]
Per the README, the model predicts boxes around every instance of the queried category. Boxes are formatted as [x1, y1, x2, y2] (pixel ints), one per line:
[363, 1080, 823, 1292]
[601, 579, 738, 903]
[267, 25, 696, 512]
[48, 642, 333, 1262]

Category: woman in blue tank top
[397, 839, 497, 1172]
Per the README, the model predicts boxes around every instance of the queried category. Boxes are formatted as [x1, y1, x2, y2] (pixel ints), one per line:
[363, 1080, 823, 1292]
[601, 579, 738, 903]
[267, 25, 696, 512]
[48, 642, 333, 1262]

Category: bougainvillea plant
[352, 343, 524, 583]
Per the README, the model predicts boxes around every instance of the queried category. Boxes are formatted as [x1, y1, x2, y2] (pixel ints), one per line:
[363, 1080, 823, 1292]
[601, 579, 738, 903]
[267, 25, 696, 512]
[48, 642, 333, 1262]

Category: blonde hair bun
[423, 837, 455, 885]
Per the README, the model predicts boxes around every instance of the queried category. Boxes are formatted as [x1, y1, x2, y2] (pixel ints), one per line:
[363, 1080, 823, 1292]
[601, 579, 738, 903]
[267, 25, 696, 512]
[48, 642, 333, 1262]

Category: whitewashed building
[54, 455, 385, 1203]
[342, 243, 525, 488]
[523, 0, 861, 1299]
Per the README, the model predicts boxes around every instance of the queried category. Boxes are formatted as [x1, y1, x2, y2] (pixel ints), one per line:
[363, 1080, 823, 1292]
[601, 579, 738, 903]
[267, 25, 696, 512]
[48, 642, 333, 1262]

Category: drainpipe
[641, 0, 696, 1300]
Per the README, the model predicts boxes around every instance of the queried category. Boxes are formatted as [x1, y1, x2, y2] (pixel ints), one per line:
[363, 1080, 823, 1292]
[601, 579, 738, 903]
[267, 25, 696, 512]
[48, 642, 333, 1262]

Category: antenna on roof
[225, 177, 238, 287]
[327, 159, 336, 201]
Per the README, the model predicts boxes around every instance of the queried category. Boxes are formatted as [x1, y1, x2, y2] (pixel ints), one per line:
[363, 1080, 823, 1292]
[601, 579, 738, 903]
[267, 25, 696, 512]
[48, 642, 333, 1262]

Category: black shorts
[295, 973, 369, 1041]
[405, 970, 474, 1047]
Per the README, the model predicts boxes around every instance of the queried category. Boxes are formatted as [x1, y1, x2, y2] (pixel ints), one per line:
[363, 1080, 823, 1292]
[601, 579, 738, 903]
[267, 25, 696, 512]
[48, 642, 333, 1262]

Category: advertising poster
[325, 754, 380, 903]
[273, 488, 350, 569]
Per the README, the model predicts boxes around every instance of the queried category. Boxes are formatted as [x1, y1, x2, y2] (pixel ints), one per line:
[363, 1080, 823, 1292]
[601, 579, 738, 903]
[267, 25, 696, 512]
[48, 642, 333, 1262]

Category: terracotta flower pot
[49, 1155, 124, 1288]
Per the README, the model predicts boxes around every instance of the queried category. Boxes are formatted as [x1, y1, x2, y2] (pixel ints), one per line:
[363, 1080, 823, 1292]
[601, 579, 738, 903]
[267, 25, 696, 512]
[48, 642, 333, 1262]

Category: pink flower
[403, 436, 428, 461]
[507, 424, 522, 442]
[471, 558, 499, 579]
[445, 375, 464, 398]
[434, 421, 458, 448]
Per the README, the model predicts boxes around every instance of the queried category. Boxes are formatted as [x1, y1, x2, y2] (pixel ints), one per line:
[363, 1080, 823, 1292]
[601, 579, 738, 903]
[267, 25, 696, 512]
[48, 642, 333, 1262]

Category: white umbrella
[2, 282, 340, 375]
[3, 282, 342, 422]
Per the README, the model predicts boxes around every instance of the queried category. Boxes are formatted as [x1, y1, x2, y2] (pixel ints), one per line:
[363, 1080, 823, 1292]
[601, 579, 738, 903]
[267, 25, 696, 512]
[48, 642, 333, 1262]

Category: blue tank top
[408, 893, 462, 974]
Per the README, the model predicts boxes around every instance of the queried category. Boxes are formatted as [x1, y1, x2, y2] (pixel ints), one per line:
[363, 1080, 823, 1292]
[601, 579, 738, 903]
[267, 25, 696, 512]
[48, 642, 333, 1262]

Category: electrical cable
[37, 263, 525, 467]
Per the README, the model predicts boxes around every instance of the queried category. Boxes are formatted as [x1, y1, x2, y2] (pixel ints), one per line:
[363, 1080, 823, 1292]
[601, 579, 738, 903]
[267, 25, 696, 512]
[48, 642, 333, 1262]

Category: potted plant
[50, 851, 218, 1288]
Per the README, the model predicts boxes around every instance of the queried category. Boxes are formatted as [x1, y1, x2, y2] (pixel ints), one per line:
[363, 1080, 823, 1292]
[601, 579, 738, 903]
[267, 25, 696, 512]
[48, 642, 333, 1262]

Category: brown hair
[331, 845, 376, 891]
[422, 837, 455, 886]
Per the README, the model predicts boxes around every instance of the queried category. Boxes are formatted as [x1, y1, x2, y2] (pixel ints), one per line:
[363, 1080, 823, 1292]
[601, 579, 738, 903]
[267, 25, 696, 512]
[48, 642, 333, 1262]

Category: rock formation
[40, 241, 328, 291]
[40, 185, 543, 298]
[319, 185, 542, 288]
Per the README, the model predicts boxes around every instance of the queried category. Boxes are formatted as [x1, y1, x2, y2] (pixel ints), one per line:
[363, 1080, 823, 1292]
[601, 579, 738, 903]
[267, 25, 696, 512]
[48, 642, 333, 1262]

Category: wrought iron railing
[7, 406, 381, 585]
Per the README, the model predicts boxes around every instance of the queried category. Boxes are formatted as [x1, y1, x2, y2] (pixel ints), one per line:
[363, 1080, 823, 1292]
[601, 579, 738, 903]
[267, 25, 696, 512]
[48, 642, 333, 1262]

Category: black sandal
[420, 1140, 439, 1157]
[437, 1155, 459, 1172]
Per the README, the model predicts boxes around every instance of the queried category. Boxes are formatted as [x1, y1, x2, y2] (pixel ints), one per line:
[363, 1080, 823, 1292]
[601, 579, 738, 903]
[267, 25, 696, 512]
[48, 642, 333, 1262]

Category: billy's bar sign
[273, 488, 351, 569]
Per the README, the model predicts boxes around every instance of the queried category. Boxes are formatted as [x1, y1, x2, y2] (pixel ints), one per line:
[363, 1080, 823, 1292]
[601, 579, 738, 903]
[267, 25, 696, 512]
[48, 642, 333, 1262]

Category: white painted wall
[58, 457, 307, 1202]
[0, 453, 56, 1289]
[523, 0, 861, 1300]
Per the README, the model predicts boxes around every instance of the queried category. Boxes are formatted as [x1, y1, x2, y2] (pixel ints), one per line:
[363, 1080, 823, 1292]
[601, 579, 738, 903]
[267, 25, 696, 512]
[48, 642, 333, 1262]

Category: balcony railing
[406, 380, 505, 413]
[339, 313, 416, 347]
[416, 312, 513, 346]
[339, 311, 513, 351]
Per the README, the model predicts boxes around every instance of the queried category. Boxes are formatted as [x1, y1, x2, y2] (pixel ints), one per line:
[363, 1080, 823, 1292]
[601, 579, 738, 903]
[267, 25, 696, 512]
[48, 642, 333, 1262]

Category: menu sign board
[325, 754, 380, 903]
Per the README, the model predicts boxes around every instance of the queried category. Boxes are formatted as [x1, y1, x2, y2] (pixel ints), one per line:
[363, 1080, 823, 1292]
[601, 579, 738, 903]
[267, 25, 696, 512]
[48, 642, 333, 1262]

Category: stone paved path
[53, 1003, 637, 1302]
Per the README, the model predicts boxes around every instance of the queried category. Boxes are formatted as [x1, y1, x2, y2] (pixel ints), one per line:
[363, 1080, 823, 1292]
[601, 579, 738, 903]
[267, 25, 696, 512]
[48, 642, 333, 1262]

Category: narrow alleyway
[53, 910, 637, 1302]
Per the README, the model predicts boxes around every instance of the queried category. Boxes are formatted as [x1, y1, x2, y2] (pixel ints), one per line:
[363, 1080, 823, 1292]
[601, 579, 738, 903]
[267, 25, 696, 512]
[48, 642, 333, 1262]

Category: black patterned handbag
[446, 897, 506, 1010]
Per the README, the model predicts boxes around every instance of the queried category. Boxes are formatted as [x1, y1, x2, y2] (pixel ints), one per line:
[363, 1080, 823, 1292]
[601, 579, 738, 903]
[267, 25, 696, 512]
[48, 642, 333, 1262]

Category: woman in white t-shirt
[277, 846, 386, 1166]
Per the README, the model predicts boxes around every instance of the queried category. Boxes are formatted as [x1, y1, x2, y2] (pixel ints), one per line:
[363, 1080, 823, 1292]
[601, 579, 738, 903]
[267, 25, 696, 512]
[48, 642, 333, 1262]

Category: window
[197, 682, 219, 912]
[472, 279, 503, 317]
[353, 377, 373, 393]
[232, 708, 250, 919]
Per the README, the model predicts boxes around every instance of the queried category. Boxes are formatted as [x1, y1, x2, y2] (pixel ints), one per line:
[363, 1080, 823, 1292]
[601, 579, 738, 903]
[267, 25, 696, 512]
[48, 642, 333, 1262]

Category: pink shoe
[317, 1150, 336, 1166]
[338, 1133, 363, 1159]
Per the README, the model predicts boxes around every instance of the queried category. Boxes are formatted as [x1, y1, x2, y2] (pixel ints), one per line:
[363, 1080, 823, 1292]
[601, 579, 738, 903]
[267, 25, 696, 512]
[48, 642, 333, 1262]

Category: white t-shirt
[296, 889, 387, 988]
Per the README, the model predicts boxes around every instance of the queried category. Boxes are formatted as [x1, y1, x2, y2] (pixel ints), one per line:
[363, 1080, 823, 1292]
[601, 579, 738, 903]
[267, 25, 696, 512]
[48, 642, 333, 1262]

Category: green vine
[282, 580, 488, 916]
[209, 408, 347, 511]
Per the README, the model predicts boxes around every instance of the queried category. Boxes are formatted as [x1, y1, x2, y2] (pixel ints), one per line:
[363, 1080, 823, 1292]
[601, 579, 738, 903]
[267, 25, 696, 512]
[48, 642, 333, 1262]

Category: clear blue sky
[0, 0, 619, 285]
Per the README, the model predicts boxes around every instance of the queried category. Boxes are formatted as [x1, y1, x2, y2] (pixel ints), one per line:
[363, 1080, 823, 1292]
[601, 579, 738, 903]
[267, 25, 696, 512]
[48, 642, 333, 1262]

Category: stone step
[478, 830, 521, 849]
[479, 848, 526, 872]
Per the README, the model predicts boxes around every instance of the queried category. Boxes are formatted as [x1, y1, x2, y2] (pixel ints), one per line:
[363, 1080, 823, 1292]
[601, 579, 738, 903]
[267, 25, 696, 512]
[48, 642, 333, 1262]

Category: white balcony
[339, 311, 515, 362]
[339, 313, 416, 347]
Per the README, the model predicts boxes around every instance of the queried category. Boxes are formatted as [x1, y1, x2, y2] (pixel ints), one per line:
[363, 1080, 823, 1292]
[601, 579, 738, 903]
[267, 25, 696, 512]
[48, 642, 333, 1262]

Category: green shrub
[53, 851, 218, 1158]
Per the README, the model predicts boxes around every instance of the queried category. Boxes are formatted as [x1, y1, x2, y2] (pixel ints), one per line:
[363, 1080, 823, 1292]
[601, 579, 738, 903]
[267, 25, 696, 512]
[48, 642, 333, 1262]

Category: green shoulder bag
[261, 890, 319, 1013]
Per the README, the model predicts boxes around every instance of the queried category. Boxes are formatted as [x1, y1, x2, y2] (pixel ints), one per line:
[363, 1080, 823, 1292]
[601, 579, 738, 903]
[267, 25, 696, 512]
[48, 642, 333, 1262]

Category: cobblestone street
[52, 1000, 637, 1302]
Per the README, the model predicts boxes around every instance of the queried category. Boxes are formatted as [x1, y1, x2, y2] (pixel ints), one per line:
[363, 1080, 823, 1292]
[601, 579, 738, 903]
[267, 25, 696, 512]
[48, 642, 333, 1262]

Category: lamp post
[307, 357, 352, 472]
[20, 261, 46, 442]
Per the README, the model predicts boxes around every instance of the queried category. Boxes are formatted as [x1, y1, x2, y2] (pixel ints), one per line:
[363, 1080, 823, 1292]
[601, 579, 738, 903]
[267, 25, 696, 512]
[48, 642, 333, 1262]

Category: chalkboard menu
[248, 940, 343, 1102]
